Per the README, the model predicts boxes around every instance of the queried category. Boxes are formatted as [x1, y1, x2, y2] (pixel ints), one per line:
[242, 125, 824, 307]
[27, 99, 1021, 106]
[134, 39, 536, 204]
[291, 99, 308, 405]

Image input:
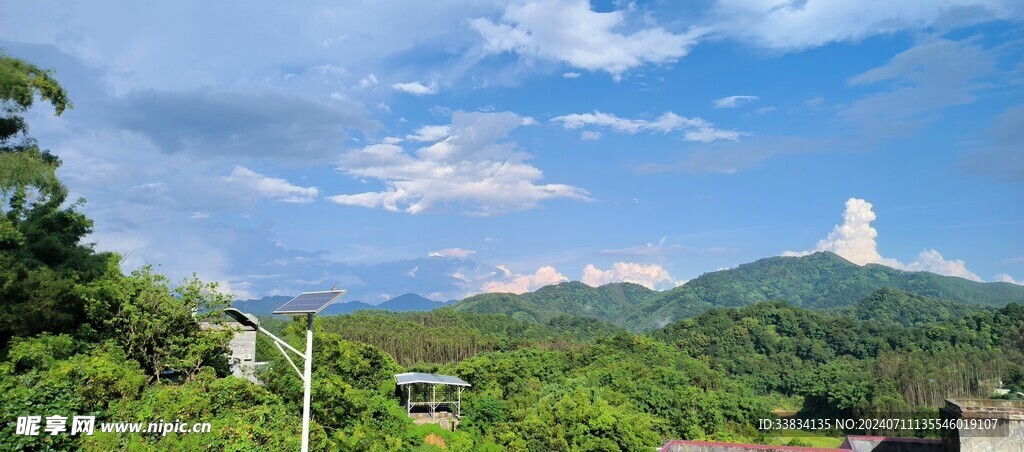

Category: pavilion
[394, 372, 471, 420]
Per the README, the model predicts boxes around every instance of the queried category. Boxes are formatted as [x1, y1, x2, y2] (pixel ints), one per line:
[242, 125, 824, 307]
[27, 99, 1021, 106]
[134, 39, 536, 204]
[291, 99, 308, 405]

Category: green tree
[80, 264, 233, 381]
[0, 52, 110, 345]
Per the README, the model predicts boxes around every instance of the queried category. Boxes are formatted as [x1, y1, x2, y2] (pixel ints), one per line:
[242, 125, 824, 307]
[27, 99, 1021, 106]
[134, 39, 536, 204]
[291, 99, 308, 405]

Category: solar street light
[224, 289, 346, 452]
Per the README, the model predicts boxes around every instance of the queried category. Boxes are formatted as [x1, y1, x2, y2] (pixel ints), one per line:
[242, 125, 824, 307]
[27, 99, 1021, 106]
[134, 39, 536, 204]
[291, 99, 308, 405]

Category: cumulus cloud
[392, 80, 439, 95]
[995, 274, 1023, 285]
[784, 198, 895, 266]
[225, 166, 319, 203]
[429, 248, 477, 259]
[713, 95, 758, 108]
[551, 111, 739, 142]
[357, 73, 378, 89]
[581, 262, 680, 290]
[481, 265, 568, 294]
[328, 111, 590, 215]
[784, 198, 983, 281]
[706, 0, 1021, 50]
[904, 250, 981, 282]
[471, 0, 702, 79]
[407, 125, 451, 142]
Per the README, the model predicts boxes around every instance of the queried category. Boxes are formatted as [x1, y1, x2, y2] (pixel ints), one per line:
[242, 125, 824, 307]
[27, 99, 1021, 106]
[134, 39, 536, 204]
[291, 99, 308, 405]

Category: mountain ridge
[232, 292, 452, 316]
[450, 252, 1024, 331]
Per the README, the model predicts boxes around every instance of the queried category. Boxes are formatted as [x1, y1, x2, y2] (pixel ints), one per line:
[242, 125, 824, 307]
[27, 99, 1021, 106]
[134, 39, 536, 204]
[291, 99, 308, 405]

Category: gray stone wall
[228, 328, 258, 382]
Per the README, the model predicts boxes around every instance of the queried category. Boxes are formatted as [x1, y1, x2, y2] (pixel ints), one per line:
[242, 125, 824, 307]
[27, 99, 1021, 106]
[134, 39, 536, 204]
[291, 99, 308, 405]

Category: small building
[394, 372, 470, 430]
[200, 322, 261, 383]
[942, 398, 1024, 452]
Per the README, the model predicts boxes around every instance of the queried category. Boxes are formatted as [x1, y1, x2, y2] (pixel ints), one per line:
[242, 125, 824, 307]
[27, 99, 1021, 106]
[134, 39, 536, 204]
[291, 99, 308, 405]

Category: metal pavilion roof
[394, 372, 471, 387]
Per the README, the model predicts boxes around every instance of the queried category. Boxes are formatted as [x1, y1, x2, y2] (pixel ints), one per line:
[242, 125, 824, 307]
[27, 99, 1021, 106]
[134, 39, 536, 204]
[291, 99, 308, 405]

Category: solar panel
[273, 290, 347, 315]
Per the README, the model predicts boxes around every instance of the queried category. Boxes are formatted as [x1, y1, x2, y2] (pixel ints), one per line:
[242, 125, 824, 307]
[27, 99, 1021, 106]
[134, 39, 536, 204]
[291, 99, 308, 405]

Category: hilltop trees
[0, 51, 111, 345]
[0, 51, 264, 450]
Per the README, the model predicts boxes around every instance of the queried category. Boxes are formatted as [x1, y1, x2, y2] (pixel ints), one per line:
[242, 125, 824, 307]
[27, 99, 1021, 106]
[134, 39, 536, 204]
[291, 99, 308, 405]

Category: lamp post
[224, 289, 345, 452]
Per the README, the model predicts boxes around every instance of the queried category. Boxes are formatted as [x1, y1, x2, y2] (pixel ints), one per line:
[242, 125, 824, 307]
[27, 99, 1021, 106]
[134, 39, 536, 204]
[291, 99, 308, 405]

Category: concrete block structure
[200, 322, 260, 383]
[941, 398, 1024, 452]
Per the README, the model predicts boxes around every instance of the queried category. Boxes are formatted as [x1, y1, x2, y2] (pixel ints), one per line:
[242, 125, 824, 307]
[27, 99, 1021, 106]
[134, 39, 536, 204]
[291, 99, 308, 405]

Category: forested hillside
[258, 309, 622, 367]
[834, 288, 986, 327]
[620, 252, 1024, 330]
[451, 281, 655, 324]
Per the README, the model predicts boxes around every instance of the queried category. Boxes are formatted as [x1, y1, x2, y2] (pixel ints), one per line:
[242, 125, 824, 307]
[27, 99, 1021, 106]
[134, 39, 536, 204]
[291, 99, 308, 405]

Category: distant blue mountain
[231, 295, 293, 316]
[377, 293, 454, 311]
[321, 300, 377, 315]
[232, 293, 452, 317]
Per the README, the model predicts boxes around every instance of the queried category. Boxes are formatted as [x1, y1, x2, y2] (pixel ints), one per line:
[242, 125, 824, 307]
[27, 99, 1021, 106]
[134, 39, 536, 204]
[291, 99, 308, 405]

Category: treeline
[652, 298, 1024, 413]
[259, 309, 622, 367]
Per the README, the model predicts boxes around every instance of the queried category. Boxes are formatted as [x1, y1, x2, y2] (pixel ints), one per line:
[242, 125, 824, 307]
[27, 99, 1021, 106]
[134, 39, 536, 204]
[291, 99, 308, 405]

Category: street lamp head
[224, 308, 259, 330]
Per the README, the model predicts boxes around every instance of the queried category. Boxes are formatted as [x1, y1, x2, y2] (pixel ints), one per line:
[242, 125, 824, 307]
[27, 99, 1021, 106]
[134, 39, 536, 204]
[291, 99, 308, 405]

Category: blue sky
[1, 0, 1021, 303]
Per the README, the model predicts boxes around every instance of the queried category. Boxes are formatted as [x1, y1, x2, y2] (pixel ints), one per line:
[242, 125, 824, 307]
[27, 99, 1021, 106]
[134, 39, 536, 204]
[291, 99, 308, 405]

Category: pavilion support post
[431, 384, 436, 418]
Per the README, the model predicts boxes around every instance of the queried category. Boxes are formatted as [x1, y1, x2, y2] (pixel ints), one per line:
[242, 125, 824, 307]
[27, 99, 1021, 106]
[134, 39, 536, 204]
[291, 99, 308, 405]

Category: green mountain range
[452, 252, 1024, 331]
[622, 251, 1024, 330]
[450, 281, 656, 324]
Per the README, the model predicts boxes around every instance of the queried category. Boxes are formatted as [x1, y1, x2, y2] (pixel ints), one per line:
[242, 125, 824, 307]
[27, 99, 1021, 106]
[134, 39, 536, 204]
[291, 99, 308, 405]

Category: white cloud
[392, 80, 439, 96]
[471, 0, 702, 79]
[357, 73, 378, 89]
[328, 111, 590, 215]
[225, 166, 319, 203]
[482, 265, 568, 294]
[406, 266, 419, 277]
[580, 130, 602, 141]
[429, 248, 477, 259]
[189, 211, 210, 220]
[683, 122, 743, 143]
[406, 125, 451, 142]
[495, 265, 513, 277]
[713, 95, 758, 108]
[905, 249, 981, 282]
[581, 262, 680, 290]
[995, 274, 1023, 285]
[551, 110, 739, 142]
[784, 198, 983, 281]
[707, 0, 1020, 50]
[783, 198, 894, 265]
[562, 72, 581, 78]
